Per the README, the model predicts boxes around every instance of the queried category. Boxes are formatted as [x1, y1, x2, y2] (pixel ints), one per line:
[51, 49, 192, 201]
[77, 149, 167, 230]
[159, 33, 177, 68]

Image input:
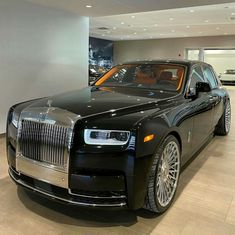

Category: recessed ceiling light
[134, 32, 137, 35]
[102, 34, 105, 36]
[189, 10, 195, 13]
[154, 24, 158, 27]
[169, 18, 174, 21]
[86, 5, 92, 8]
[204, 20, 209, 23]
[143, 28, 147, 31]
[131, 15, 135, 18]
[113, 27, 117, 30]
[186, 25, 190, 28]
[232, 13, 235, 15]
[121, 22, 124, 25]
[150, 36, 153, 39]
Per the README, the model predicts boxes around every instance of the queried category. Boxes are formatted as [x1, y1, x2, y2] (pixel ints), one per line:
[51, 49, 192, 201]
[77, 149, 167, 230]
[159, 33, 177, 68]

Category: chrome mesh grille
[19, 120, 70, 168]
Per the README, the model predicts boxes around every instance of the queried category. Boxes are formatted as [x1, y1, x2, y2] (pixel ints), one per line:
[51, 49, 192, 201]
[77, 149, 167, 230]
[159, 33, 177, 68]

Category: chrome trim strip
[68, 189, 126, 199]
[11, 167, 21, 176]
[9, 168, 127, 207]
[16, 157, 68, 188]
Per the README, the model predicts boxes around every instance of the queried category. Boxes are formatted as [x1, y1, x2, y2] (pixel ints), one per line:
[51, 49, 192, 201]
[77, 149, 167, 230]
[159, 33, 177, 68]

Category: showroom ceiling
[90, 3, 235, 40]
[24, 0, 235, 41]
[25, 0, 235, 16]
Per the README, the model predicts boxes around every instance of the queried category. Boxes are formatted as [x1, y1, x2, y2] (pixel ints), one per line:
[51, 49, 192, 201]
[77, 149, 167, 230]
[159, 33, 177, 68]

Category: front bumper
[8, 144, 153, 209]
[9, 166, 127, 207]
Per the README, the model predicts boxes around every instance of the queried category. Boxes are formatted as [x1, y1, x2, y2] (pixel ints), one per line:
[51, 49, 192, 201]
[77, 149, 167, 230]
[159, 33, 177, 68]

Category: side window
[189, 66, 205, 90]
[203, 66, 218, 89]
[211, 67, 222, 86]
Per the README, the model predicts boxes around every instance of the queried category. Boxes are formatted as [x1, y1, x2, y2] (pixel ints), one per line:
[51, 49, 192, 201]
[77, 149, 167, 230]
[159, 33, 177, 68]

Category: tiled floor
[1, 87, 235, 235]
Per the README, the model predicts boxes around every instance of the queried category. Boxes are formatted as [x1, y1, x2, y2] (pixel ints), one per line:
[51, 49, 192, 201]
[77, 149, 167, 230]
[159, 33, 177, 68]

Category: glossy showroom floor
[1, 88, 235, 235]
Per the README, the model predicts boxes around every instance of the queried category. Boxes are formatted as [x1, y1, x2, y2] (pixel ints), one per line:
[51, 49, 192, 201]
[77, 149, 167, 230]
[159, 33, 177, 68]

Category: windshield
[224, 69, 235, 75]
[95, 64, 186, 92]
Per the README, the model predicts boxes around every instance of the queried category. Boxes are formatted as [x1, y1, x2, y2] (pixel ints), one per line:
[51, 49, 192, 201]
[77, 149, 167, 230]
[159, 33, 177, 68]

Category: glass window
[95, 64, 186, 92]
[189, 66, 205, 89]
[186, 66, 205, 97]
[186, 48, 204, 61]
[203, 66, 218, 88]
[186, 49, 200, 60]
[224, 69, 235, 75]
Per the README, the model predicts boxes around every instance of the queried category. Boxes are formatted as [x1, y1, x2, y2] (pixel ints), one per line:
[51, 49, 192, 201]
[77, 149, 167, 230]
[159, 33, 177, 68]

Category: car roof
[119, 59, 210, 67]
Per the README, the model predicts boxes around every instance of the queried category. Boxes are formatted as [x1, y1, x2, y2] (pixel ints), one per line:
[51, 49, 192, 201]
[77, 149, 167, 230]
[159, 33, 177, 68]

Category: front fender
[135, 111, 192, 162]
[135, 115, 172, 157]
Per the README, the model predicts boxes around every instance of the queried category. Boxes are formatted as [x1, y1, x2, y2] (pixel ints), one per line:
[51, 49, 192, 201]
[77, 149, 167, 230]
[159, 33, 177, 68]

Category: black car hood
[28, 86, 178, 117]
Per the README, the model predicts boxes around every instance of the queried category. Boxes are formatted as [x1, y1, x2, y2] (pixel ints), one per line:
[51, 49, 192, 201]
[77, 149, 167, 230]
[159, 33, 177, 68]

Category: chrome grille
[19, 120, 70, 168]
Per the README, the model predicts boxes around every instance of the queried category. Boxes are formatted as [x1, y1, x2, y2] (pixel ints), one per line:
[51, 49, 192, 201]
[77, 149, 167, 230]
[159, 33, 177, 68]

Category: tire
[144, 135, 181, 213]
[215, 100, 231, 136]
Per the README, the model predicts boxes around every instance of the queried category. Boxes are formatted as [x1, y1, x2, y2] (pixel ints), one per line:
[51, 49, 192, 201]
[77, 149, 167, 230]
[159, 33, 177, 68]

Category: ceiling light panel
[90, 2, 235, 41]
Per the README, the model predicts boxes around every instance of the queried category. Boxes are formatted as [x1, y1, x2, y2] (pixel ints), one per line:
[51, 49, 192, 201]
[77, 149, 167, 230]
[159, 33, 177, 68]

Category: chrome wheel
[156, 141, 180, 207]
[225, 102, 231, 133]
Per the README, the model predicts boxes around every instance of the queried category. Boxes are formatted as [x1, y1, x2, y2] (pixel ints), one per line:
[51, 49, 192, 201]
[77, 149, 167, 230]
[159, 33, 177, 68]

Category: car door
[202, 65, 223, 128]
[186, 65, 214, 153]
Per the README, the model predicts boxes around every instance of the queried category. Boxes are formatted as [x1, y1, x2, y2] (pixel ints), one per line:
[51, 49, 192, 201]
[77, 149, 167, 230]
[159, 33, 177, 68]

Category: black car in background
[7, 60, 231, 213]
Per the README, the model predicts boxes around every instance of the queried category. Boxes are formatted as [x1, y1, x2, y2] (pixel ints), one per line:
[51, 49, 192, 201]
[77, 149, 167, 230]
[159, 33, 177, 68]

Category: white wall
[114, 35, 235, 64]
[204, 52, 235, 74]
[0, 0, 89, 134]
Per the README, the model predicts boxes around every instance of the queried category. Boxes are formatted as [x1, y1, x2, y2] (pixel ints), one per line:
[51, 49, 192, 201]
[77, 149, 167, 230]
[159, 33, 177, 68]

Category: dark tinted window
[203, 66, 218, 88]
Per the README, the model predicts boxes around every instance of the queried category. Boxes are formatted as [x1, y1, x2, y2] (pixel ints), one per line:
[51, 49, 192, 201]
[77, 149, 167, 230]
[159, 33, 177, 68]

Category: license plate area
[16, 156, 68, 189]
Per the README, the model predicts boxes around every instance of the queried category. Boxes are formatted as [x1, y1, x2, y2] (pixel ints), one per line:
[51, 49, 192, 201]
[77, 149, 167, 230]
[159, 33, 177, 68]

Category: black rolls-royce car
[7, 60, 231, 213]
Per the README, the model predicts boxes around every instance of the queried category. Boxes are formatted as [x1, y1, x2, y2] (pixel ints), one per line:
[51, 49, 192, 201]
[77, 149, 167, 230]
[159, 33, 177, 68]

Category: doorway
[185, 48, 235, 75]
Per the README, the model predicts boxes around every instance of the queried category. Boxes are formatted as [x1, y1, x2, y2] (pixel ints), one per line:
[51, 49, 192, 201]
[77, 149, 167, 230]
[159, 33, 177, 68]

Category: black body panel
[6, 60, 230, 209]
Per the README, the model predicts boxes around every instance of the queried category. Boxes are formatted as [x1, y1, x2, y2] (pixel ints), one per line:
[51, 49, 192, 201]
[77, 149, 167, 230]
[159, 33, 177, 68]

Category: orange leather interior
[176, 68, 185, 90]
[135, 71, 156, 85]
[159, 71, 173, 80]
[95, 64, 185, 91]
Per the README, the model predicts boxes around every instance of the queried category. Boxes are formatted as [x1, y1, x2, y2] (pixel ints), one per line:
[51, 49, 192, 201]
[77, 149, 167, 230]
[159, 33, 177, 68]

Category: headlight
[84, 129, 130, 145]
[12, 112, 19, 128]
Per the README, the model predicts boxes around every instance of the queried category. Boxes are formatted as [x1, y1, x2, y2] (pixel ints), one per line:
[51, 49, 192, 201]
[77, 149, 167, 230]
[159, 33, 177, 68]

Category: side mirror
[196, 82, 211, 94]
[186, 82, 211, 100]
